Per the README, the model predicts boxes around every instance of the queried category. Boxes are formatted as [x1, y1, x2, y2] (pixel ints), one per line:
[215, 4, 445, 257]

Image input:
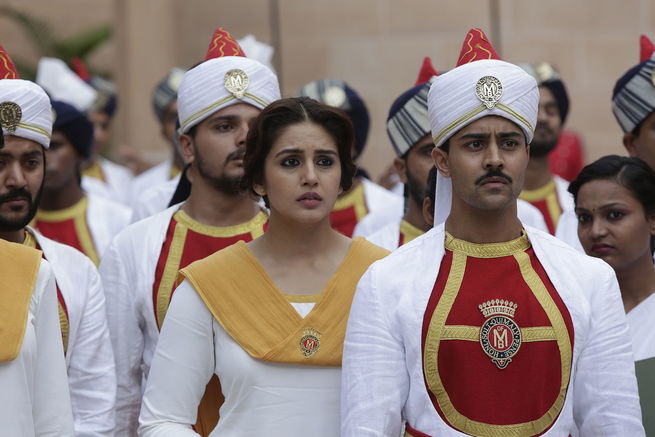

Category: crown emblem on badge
[224, 69, 249, 99]
[475, 75, 503, 109]
[479, 299, 521, 370]
[299, 327, 321, 358]
[478, 299, 517, 318]
[0, 101, 22, 133]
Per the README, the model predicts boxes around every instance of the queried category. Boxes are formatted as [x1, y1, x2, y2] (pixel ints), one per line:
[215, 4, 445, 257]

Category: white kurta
[82, 157, 134, 206]
[130, 160, 178, 208]
[355, 198, 548, 239]
[351, 178, 404, 239]
[365, 219, 403, 251]
[627, 293, 655, 362]
[555, 208, 584, 252]
[100, 206, 179, 437]
[130, 176, 180, 224]
[31, 229, 117, 437]
[554, 174, 575, 212]
[87, 193, 132, 259]
[342, 225, 644, 436]
[139, 282, 341, 437]
[1, 259, 75, 436]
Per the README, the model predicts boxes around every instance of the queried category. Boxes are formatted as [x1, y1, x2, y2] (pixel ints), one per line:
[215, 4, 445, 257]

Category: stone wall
[1, 0, 653, 179]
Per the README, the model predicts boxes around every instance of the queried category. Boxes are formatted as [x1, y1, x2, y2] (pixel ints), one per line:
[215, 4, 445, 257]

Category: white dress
[341, 225, 644, 436]
[138, 283, 340, 436]
[0, 259, 75, 436]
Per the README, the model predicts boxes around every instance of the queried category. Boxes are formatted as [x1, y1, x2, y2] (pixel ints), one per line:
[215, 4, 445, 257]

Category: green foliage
[0, 5, 112, 80]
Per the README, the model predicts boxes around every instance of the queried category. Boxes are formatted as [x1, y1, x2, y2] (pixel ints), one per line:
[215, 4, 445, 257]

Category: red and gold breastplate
[33, 197, 100, 266]
[421, 232, 573, 436]
[519, 179, 562, 234]
[152, 209, 267, 329]
[330, 182, 367, 237]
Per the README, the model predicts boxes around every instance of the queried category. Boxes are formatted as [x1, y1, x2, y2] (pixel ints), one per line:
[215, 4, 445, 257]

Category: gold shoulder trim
[445, 231, 530, 258]
[36, 197, 87, 222]
[174, 209, 267, 237]
[519, 179, 557, 202]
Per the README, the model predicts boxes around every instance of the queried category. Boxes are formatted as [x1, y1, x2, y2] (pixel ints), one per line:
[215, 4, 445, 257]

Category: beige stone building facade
[1, 0, 653, 179]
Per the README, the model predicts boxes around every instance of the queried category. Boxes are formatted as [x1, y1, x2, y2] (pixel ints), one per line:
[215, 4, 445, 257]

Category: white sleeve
[67, 262, 117, 437]
[138, 280, 215, 437]
[33, 261, 76, 437]
[341, 266, 408, 437]
[100, 239, 144, 437]
[573, 269, 645, 436]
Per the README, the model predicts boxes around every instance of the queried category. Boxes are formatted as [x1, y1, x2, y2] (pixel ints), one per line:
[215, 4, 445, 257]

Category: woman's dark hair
[242, 96, 357, 201]
[569, 154, 655, 254]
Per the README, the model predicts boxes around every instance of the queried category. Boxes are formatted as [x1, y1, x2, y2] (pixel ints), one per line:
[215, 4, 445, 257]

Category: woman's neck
[615, 253, 655, 313]
[255, 214, 347, 260]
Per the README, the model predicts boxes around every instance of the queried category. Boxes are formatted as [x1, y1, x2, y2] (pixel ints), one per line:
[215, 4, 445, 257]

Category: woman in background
[569, 154, 655, 434]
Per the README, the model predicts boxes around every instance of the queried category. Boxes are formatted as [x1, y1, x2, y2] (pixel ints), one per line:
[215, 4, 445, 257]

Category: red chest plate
[421, 234, 574, 436]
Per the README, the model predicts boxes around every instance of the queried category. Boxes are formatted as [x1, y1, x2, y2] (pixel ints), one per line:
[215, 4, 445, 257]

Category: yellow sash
[0, 239, 42, 362]
[180, 237, 389, 366]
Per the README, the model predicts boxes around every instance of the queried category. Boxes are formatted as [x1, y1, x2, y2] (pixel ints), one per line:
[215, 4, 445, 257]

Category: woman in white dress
[138, 97, 388, 436]
[569, 154, 655, 433]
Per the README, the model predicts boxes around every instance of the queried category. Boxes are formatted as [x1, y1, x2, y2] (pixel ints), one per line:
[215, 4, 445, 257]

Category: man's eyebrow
[458, 132, 489, 140]
[206, 114, 238, 123]
[497, 132, 523, 138]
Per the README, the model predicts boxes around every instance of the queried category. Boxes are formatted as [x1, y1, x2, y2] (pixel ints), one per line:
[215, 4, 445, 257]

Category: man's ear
[432, 147, 451, 178]
[179, 134, 195, 164]
[393, 156, 408, 184]
[623, 133, 639, 157]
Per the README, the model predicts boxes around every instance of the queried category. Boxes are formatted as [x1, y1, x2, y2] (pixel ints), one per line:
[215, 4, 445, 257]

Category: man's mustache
[475, 169, 513, 185]
[0, 188, 32, 204]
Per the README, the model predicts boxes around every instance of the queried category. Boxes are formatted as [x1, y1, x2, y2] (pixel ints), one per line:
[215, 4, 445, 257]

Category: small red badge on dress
[299, 328, 321, 358]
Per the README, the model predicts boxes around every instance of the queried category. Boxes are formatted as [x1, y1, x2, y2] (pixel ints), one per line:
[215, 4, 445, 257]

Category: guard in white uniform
[101, 27, 280, 437]
[0, 47, 75, 436]
[341, 28, 643, 436]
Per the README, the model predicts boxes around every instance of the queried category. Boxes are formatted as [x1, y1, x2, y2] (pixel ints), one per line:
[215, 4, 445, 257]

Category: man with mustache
[361, 59, 547, 250]
[0, 46, 115, 436]
[99, 27, 280, 437]
[32, 100, 131, 266]
[342, 29, 643, 436]
[517, 63, 574, 234]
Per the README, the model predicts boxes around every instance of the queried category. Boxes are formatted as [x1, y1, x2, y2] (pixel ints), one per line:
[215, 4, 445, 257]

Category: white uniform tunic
[31, 229, 117, 437]
[82, 157, 134, 206]
[138, 284, 340, 437]
[100, 207, 179, 437]
[627, 294, 655, 362]
[130, 159, 179, 208]
[1, 260, 75, 437]
[342, 225, 644, 436]
[130, 176, 180, 223]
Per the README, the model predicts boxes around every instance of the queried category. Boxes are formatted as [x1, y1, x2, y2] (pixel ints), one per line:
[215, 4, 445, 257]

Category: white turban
[0, 79, 52, 148]
[428, 59, 539, 225]
[177, 56, 280, 134]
